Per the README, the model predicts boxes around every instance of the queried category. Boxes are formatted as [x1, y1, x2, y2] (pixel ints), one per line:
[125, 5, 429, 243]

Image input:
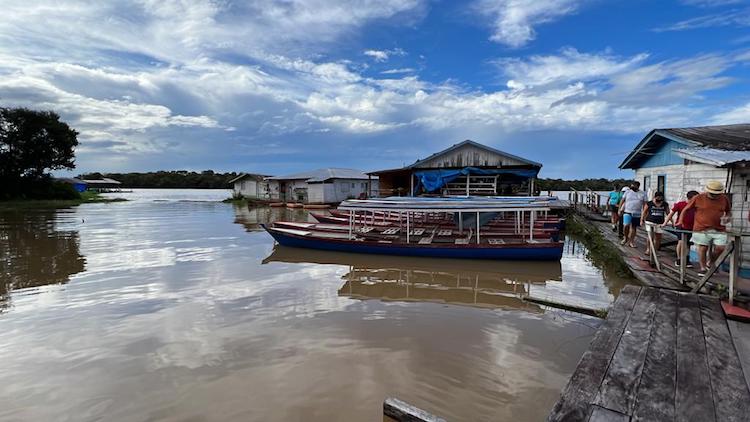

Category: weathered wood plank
[632, 289, 678, 422]
[587, 405, 629, 422]
[547, 285, 641, 422]
[383, 398, 446, 422]
[698, 296, 750, 422]
[595, 287, 660, 415]
[675, 293, 715, 422]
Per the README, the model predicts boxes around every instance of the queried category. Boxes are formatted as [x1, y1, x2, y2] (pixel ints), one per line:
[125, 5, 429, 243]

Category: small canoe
[286, 203, 304, 209]
[269, 202, 286, 207]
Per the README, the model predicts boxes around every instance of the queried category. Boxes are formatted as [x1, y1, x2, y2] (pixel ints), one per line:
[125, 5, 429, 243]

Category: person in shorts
[678, 181, 731, 273]
[641, 191, 668, 256]
[663, 190, 698, 267]
[618, 181, 647, 248]
[608, 185, 622, 231]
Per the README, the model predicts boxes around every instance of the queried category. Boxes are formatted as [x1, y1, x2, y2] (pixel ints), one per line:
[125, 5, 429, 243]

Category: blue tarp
[414, 167, 539, 192]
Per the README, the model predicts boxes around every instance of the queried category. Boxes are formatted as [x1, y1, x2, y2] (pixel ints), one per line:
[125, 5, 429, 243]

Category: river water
[0, 189, 628, 421]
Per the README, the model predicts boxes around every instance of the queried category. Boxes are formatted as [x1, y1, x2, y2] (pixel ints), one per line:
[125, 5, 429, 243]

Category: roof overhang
[675, 147, 750, 167]
[618, 129, 700, 170]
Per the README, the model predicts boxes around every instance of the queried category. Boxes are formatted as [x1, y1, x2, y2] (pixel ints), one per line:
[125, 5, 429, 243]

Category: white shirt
[622, 189, 647, 214]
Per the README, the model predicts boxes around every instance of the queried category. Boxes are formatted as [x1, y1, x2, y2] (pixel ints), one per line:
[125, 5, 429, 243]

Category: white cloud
[364, 48, 407, 62]
[681, 0, 745, 6]
[473, 0, 584, 47]
[655, 7, 750, 31]
[381, 68, 416, 74]
[711, 102, 750, 124]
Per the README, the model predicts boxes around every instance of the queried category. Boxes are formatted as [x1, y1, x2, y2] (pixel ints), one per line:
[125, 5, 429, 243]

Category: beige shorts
[692, 230, 727, 247]
[645, 222, 664, 234]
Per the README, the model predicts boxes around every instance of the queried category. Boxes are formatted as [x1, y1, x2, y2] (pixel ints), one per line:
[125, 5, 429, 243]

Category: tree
[0, 107, 79, 181]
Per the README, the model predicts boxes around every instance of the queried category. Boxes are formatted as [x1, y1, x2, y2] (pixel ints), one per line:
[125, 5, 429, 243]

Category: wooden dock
[548, 285, 750, 421]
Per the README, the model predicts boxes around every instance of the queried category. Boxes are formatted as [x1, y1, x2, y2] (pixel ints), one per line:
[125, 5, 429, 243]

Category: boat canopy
[414, 167, 539, 192]
[338, 196, 559, 213]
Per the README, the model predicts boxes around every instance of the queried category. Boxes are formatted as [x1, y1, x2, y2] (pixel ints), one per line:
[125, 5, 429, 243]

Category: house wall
[638, 139, 690, 168]
[233, 179, 274, 199]
[729, 165, 750, 268]
[414, 144, 530, 168]
[635, 163, 729, 204]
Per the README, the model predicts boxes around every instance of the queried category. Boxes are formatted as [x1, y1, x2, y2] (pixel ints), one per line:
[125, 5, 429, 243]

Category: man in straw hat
[678, 180, 731, 274]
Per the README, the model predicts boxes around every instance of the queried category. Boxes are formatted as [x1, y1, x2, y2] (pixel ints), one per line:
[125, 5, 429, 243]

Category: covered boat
[262, 197, 564, 261]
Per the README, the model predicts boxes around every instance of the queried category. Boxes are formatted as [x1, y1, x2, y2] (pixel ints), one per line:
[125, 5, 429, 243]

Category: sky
[1, 0, 749, 179]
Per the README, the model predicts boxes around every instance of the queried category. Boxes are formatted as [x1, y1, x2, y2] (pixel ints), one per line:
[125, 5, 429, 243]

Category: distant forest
[78, 171, 632, 191]
[536, 178, 633, 191]
[78, 171, 240, 189]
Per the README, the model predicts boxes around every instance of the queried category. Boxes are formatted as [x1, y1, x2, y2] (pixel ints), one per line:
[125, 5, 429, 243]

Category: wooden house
[368, 140, 542, 197]
[619, 124, 750, 272]
[229, 173, 272, 199]
[266, 168, 378, 204]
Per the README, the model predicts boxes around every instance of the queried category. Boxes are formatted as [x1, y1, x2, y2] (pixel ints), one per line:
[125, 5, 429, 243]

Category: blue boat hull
[263, 226, 564, 261]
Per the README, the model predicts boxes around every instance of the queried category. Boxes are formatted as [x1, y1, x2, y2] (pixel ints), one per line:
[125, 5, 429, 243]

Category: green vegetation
[1, 107, 80, 200]
[566, 212, 633, 278]
[79, 170, 240, 189]
[537, 178, 633, 191]
[0, 190, 127, 209]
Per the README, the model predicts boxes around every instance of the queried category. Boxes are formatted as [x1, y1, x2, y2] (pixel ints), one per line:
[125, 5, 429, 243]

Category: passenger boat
[262, 197, 565, 261]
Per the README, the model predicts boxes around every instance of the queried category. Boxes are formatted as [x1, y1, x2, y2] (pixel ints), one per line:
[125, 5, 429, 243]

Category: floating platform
[548, 285, 750, 421]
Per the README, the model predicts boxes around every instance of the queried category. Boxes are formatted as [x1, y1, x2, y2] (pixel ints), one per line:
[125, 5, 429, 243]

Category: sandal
[629, 242, 636, 248]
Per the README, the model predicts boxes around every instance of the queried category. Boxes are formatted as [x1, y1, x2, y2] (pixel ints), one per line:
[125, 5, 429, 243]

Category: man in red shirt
[663, 190, 698, 267]
[678, 181, 731, 273]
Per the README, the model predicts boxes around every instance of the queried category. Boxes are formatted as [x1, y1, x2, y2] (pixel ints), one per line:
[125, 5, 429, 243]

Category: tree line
[536, 178, 633, 192]
[79, 171, 241, 189]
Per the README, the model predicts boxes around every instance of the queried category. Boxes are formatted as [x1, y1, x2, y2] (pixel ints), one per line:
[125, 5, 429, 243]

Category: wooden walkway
[548, 285, 750, 421]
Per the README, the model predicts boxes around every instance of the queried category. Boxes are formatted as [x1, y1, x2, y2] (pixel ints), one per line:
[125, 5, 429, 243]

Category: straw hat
[705, 180, 724, 194]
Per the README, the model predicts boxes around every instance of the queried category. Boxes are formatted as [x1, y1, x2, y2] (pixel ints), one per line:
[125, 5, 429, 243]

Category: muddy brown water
[0, 190, 628, 421]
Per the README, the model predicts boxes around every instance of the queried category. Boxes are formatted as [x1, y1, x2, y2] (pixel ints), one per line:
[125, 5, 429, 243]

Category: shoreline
[0, 192, 127, 209]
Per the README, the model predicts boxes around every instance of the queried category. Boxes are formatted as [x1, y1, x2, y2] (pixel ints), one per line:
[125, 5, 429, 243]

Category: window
[657, 175, 666, 196]
[643, 175, 651, 190]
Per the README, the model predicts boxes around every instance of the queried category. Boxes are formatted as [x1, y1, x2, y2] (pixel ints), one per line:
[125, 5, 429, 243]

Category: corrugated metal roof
[675, 147, 750, 166]
[55, 177, 86, 184]
[619, 123, 750, 169]
[82, 178, 121, 185]
[408, 140, 542, 169]
[268, 168, 371, 182]
[228, 173, 270, 184]
[661, 124, 750, 151]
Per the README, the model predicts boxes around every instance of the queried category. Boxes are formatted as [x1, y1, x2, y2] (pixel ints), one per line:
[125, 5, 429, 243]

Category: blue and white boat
[261, 197, 564, 261]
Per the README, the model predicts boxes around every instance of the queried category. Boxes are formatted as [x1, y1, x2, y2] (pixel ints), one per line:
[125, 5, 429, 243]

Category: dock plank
[675, 293, 715, 422]
[547, 285, 640, 422]
[587, 406, 629, 422]
[632, 289, 678, 422]
[594, 286, 660, 415]
[698, 296, 750, 422]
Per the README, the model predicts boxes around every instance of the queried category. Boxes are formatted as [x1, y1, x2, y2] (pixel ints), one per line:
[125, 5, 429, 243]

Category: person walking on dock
[677, 181, 731, 274]
[663, 190, 698, 267]
[641, 192, 668, 256]
[608, 185, 623, 231]
[618, 181, 646, 248]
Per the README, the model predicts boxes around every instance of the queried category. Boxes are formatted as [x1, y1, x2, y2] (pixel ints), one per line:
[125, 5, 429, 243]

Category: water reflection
[0, 209, 84, 311]
[264, 246, 565, 312]
[232, 204, 310, 231]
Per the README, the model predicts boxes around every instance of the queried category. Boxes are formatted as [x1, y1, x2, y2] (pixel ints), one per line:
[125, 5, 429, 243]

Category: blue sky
[1, 0, 749, 179]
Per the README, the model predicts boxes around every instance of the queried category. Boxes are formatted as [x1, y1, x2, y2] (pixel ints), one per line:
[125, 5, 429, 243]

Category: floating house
[368, 140, 542, 197]
[619, 123, 750, 269]
[81, 177, 122, 192]
[266, 168, 378, 204]
[229, 173, 272, 199]
[55, 177, 87, 192]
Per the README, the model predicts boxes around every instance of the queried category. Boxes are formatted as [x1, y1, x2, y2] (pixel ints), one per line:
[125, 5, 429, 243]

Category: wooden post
[691, 242, 734, 293]
[465, 175, 470, 197]
[680, 232, 688, 285]
[530, 210, 535, 241]
[406, 211, 410, 243]
[348, 211, 353, 239]
[476, 211, 480, 244]
[729, 234, 740, 305]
